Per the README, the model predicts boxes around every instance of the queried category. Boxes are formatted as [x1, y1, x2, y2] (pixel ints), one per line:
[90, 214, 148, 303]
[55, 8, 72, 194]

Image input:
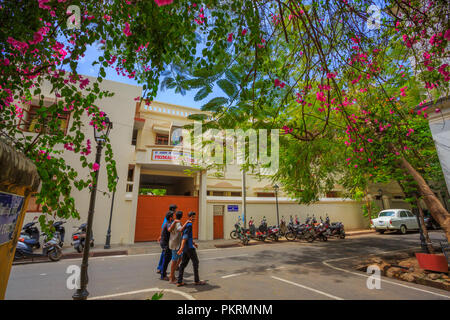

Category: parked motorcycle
[15, 232, 62, 262]
[230, 216, 250, 245]
[323, 215, 346, 239]
[311, 216, 328, 241]
[71, 223, 94, 253]
[247, 217, 268, 241]
[285, 216, 315, 242]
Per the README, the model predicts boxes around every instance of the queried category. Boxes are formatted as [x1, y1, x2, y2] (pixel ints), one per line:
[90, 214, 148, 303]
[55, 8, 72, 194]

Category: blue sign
[0, 192, 24, 245]
[227, 205, 239, 212]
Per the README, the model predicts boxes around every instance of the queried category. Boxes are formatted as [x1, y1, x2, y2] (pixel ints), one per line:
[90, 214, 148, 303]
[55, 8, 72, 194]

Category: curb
[346, 230, 376, 237]
[12, 250, 128, 265]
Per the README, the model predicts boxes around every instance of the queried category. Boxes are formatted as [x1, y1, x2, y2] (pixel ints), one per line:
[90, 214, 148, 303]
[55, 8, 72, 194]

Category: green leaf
[201, 97, 228, 111]
[217, 79, 237, 98]
[194, 86, 212, 101]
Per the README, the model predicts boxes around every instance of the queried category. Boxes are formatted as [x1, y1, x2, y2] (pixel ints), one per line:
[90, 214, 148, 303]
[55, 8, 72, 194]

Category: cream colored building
[22, 76, 423, 246]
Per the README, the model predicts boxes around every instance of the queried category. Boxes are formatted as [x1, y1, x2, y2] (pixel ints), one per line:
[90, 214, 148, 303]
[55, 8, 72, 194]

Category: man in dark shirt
[157, 204, 177, 274]
[159, 211, 174, 280]
[176, 211, 206, 286]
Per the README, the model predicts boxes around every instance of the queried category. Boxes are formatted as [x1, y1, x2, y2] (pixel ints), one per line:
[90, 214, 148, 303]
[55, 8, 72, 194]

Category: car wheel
[399, 225, 407, 234]
[376, 229, 385, 234]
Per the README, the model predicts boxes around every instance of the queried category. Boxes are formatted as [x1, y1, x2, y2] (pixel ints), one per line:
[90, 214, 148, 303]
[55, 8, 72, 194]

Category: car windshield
[379, 211, 395, 217]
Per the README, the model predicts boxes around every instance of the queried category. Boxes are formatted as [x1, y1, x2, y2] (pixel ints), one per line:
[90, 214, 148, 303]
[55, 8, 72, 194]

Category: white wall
[23, 76, 142, 246]
[207, 197, 370, 240]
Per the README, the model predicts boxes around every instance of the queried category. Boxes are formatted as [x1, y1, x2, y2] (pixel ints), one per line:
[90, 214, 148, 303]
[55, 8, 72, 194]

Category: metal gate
[134, 195, 199, 242]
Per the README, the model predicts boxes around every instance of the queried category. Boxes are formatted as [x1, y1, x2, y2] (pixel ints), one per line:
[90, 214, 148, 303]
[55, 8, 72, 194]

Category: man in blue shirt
[176, 211, 206, 286]
[157, 204, 177, 274]
[159, 211, 174, 280]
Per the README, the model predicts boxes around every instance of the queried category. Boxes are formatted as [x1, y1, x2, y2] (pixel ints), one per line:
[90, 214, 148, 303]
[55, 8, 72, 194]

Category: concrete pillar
[128, 164, 141, 244]
[198, 170, 210, 240]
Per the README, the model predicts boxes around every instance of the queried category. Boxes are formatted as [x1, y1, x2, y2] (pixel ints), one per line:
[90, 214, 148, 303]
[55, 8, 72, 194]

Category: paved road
[5, 231, 450, 300]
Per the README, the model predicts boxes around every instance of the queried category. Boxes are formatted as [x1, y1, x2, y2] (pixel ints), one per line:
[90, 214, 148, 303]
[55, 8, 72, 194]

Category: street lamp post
[274, 184, 280, 227]
[104, 176, 119, 249]
[73, 116, 112, 300]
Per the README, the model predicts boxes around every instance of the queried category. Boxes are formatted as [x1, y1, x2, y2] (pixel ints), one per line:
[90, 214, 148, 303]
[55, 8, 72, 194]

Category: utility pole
[242, 169, 247, 228]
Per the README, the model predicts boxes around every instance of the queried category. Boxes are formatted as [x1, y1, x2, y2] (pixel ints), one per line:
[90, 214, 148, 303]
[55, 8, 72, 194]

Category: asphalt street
[5, 231, 450, 300]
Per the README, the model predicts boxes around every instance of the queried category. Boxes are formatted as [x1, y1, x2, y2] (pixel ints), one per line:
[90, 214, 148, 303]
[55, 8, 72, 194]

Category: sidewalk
[13, 229, 375, 264]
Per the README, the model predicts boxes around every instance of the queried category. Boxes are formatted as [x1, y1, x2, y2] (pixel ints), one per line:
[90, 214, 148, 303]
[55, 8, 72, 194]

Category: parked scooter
[71, 223, 94, 253]
[323, 215, 346, 239]
[51, 221, 66, 247]
[21, 217, 40, 249]
[15, 232, 62, 262]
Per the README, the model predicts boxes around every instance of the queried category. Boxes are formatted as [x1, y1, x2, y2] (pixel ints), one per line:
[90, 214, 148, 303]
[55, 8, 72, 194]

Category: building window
[126, 165, 134, 192]
[131, 129, 138, 146]
[20, 105, 70, 135]
[256, 192, 275, 197]
[213, 205, 224, 216]
[155, 134, 169, 145]
[230, 192, 242, 197]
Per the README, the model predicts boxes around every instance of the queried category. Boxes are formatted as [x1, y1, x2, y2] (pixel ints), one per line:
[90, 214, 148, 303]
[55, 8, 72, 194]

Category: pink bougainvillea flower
[435, 108, 441, 113]
[316, 91, 326, 102]
[123, 22, 132, 37]
[227, 33, 233, 42]
[367, 138, 373, 143]
[326, 72, 336, 79]
[92, 163, 100, 171]
[241, 29, 247, 36]
[154, 0, 174, 6]
[282, 125, 293, 134]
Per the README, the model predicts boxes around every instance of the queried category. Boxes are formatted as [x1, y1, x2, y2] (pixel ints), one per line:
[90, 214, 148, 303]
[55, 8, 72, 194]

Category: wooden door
[213, 205, 224, 239]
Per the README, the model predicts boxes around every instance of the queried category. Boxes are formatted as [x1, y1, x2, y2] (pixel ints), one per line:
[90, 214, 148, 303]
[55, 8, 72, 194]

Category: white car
[370, 209, 419, 234]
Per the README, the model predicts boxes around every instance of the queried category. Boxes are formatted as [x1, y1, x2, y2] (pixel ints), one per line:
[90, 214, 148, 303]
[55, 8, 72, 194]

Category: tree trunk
[399, 156, 450, 242]
[416, 200, 434, 253]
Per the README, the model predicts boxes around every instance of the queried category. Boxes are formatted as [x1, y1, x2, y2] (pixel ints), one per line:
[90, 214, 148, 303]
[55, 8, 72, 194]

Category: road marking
[202, 254, 249, 261]
[90, 287, 195, 300]
[271, 276, 344, 300]
[39, 273, 47, 276]
[322, 246, 450, 299]
[221, 273, 245, 279]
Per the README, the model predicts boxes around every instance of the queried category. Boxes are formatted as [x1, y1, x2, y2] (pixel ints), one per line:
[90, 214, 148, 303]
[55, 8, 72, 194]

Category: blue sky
[76, 44, 220, 110]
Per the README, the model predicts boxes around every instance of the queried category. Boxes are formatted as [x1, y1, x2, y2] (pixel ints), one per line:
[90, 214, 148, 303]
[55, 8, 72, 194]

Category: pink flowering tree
[180, 0, 450, 240]
[0, 0, 236, 232]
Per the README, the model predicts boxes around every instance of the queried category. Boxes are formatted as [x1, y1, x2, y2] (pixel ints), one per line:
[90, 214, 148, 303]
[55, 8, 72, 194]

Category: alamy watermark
[367, 5, 381, 30]
[66, 265, 81, 290]
[169, 122, 279, 175]
[66, 5, 81, 30]
[366, 265, 381, 289]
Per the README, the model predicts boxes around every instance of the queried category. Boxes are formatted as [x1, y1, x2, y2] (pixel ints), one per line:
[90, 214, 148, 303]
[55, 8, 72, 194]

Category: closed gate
[134, 195, 199, 242]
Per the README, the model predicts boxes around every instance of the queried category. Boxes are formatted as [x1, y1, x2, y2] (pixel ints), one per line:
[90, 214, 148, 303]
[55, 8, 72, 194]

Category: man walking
[177, 211, 206, 286]
[168, 211, 190, 283]
[157, 204, 177, 274]
[159, 211, 174, 280]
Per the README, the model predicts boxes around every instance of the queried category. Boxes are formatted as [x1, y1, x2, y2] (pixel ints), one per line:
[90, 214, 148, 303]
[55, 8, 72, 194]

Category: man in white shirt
[168, 211, 190, 284]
